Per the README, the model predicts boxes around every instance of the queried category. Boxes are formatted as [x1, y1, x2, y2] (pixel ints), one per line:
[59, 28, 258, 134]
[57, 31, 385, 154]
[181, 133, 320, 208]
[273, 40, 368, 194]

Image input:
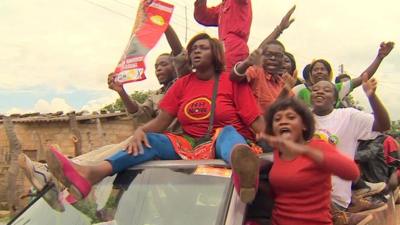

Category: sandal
[231, 144, 260, 204]
[46, 145, 92, 200]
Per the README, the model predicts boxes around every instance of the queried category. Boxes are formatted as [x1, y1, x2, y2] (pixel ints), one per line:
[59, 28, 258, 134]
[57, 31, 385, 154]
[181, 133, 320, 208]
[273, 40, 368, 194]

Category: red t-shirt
[269, 139, 359, 225]
[159, 72, 261, 140]
[383, 135, 399, 165]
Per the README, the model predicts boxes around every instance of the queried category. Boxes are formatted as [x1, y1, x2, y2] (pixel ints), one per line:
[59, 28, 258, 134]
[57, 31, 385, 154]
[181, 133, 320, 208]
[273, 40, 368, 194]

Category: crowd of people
[17, 0, 397, 225]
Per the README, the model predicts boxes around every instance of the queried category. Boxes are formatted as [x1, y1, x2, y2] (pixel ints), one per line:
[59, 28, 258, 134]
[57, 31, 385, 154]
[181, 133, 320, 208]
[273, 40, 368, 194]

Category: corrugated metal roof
[0, 112, 128, 123]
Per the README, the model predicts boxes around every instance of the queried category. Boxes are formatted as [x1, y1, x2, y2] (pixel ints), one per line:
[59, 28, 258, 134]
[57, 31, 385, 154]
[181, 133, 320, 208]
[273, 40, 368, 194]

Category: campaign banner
[114, 0, 174, 84]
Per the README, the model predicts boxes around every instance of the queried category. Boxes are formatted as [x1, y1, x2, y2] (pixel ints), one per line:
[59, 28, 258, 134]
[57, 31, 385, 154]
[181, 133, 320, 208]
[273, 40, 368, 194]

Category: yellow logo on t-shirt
[314, 129, 339, 145]
[183, 97, 211, 120]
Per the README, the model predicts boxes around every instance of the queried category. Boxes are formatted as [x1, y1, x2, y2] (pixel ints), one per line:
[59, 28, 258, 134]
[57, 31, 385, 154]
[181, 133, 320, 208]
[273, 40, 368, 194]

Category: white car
[8, 154, 274, 225]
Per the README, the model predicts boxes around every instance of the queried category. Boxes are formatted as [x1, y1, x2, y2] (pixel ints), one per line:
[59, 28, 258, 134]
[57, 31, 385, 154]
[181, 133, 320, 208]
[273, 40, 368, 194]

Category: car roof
[128, 153, 273, 170]
[128, 159, 228, 170]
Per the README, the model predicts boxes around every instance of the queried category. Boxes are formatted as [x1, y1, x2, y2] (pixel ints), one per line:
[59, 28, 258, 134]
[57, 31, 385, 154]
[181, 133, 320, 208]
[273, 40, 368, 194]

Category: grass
[0, 215, 10, 223]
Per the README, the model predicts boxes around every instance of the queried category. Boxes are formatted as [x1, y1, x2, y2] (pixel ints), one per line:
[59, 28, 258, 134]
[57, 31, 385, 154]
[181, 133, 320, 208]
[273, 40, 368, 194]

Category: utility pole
[184, 5, 188, 43]
[338, 64, 344, 75]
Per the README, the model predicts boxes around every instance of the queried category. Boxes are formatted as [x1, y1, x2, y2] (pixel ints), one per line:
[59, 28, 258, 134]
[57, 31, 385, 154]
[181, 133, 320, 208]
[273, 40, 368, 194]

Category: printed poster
[114, 0, 174, 84]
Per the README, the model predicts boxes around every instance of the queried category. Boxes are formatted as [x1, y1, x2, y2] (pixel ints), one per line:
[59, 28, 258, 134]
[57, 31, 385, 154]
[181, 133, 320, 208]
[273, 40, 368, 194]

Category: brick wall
[0, 113, 137, 206]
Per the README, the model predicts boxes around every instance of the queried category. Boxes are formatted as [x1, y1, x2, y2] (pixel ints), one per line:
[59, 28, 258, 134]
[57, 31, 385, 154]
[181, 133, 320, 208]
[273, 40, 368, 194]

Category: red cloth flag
[114, 0, 174, 84]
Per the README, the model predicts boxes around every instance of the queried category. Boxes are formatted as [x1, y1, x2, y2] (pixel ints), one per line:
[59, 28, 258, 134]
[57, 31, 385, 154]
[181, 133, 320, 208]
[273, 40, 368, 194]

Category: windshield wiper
[7, 183, 56, 225]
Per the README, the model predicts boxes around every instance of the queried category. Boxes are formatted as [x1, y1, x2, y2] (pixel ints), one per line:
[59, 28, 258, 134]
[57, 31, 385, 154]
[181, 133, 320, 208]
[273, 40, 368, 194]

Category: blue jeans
[107, 125, 247, 174]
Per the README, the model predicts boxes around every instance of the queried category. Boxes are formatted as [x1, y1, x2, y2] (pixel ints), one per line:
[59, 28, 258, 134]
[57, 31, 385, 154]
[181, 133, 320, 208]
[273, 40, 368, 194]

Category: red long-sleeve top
[269, 139, 359, 225]
[193, 0, 252, 42]
[194, 0, 252, 70]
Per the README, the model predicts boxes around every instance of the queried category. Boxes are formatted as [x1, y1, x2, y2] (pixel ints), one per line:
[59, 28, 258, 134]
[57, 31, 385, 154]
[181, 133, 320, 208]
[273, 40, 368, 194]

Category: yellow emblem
[150, 15, 165, 26]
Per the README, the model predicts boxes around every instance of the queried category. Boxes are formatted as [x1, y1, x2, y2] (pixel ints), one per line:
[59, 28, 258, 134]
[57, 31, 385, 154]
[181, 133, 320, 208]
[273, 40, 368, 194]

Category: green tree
[387, 120, 400, 140]
[347, 95, 364, 111]
[103, 90, 153, 112]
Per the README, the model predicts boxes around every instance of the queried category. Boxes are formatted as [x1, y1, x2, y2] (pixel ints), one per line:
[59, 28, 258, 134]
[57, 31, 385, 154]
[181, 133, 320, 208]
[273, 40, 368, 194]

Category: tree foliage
[387, 120, 400, 140]
[346, 95, 364, 111]
[103, 90, 153, 112]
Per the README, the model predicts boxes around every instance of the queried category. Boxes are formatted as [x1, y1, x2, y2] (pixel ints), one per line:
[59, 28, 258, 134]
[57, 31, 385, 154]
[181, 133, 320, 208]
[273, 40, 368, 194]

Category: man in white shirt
[310, 75, 390, 211]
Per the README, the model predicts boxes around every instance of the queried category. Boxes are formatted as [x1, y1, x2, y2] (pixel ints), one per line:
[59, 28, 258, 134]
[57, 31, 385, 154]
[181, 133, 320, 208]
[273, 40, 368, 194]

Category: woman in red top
[257, 98, 360, 225]
[46, 33, 265, 204]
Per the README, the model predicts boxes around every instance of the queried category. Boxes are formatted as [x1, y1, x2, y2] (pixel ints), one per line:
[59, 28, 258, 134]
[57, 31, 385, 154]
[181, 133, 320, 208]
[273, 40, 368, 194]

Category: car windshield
[10, 166, 232, 225]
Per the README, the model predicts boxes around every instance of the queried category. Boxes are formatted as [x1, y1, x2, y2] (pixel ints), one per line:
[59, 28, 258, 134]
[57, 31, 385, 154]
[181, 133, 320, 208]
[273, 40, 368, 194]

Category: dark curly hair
[265, 97, 315, 141]
[264, 40, 286, 51]
[302, 64, 311, 82]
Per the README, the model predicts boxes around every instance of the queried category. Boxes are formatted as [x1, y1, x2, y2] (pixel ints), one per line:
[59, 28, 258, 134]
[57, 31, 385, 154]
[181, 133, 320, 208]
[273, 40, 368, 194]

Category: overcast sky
[1, 0, 399, 119]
